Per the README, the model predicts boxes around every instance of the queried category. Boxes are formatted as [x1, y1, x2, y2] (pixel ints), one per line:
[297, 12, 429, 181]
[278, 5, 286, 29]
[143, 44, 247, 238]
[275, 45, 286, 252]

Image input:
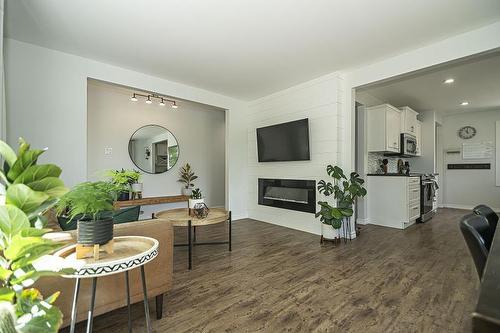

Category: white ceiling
[5, 0, 500, 100]
[357, 52, 500, 115]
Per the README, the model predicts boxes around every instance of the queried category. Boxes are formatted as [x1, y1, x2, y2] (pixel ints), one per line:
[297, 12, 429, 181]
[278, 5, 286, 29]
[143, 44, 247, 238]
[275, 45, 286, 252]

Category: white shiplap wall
[246, 73, 345, 235]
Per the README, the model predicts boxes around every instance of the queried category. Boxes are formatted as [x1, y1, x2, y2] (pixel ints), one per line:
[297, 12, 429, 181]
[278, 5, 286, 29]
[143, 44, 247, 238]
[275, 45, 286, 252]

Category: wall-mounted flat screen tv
[257, 118, 310, 162]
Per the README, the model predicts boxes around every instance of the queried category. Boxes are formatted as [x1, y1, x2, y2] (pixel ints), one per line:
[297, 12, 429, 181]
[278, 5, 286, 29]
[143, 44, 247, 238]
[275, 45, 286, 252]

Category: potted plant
[178, 163, 198, 196]
[316, 165, 367, 241]
[107, 169, 141, 201]
[189, 188, 204, 209]
[57, 181, 118, 245]
[0, 138, 72, 332]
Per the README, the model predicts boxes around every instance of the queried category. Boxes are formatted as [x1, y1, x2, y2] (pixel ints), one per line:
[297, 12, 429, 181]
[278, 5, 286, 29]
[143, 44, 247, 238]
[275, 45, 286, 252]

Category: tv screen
[257, 119, 310, 162]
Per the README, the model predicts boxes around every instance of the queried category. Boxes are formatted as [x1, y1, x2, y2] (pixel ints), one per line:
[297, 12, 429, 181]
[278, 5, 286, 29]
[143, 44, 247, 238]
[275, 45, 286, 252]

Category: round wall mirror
[128, 125, 180, 174]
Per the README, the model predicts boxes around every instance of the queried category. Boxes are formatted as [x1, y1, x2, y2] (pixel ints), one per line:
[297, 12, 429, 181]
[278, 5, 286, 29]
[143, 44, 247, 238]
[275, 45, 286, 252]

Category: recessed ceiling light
[460, 101, 469, 106]
[130, 94, 138, 102]
[443, 78, 454, 84]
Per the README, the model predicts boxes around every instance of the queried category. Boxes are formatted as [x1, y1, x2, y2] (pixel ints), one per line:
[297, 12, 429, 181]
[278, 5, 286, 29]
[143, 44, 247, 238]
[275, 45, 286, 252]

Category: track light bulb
[171, 101, 178, 109]
[159, 98, 166, 106]
[146, 96, 152, 104]
[130, 94, 138, 102]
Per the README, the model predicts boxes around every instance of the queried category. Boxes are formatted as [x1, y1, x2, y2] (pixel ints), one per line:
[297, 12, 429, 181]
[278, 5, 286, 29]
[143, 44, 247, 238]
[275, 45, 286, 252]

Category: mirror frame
[128, 124, 180, 174]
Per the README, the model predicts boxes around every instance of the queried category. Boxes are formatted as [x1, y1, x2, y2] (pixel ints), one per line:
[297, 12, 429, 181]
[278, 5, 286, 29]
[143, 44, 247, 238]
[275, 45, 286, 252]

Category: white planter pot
[321, 223, 340, 240]
[189, 198, 205, 209]
[182, 187, 193, 196]
[131, 183, 143, 193]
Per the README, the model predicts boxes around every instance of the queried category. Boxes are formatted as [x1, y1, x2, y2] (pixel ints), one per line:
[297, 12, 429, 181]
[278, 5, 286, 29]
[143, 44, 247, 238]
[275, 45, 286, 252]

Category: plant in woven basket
[0, 138, 72, 332]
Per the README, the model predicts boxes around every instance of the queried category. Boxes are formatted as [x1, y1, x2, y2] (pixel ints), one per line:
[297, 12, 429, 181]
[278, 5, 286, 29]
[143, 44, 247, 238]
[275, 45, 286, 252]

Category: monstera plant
[316, 165, 367, 231]
[0, 138, 71, 332]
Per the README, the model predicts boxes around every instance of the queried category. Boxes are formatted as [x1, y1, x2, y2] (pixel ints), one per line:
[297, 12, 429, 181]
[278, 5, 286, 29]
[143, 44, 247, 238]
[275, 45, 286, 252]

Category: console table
[113, 195, 189, 209]
[155, 208, 231, 270]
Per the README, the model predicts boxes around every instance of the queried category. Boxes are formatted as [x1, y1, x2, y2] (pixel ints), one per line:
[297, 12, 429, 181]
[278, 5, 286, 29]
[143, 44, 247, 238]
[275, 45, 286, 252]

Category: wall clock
[458, 126, 476, 139]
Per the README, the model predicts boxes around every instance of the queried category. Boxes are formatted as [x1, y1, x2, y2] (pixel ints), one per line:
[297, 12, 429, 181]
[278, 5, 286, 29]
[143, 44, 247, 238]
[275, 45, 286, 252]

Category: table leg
[86, 277, 97, 333]
[70, 278, 81, 333]
[188, 220, 192, 270]
[228, 211, 232, 252]
[125, 271, 132, 333]
[193, 226, 197, 243]
[140, 266, 152, 333]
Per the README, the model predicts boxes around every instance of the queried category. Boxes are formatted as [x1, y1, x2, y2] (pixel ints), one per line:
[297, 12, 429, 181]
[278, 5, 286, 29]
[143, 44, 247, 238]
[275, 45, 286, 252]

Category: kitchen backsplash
[367, 153, 404, 173]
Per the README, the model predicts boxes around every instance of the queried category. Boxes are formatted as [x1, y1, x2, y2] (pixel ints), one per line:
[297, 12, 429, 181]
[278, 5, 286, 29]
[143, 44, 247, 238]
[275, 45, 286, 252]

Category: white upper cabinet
[415, 120, 422, 156]
[399, 106, 419, 135]
[366, 104, 402, 153]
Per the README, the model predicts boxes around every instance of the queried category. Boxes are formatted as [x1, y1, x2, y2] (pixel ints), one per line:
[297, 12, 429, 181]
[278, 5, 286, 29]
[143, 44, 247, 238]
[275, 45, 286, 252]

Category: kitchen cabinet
[415, 121, 422, 156]
[367, 176, 420, 229]
[366, 104, 402, 153]
[399, 106, 419, 135]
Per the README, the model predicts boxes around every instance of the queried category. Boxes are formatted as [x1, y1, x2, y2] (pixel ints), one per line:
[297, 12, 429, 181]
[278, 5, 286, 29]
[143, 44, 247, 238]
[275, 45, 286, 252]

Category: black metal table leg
[193, 226, 197, 243]
[228, 211, 232, 252]
[188, 220, 192, 270]
[70, 278, 81, 333]
[125, 271, 132, 333]
[86, 277, 97, 333]
[140, 266, 152, 333]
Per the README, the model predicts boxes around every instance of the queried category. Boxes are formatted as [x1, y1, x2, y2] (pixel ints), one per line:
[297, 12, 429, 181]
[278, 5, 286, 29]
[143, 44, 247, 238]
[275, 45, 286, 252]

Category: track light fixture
[129, 92, 179, 109]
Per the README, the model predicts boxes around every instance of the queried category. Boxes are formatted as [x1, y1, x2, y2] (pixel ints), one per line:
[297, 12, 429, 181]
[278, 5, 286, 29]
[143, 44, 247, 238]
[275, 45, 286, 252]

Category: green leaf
[6, 184, 49, 215]
[6, 149, 45, 182]
[4, 235, 62, 268]
[44, 291, 60, 305]
[26, 199, 58, 222]
[20, 228, 52, 238]
[25, 177, 67, 198]
[9, 268, 71, 286]
[17, 303, 62, 333]
[0, 205, 30, 243]
[0, 266, 12, 281]
[0, 140, 17, 168]
[14, 164, 62, 185]
[0, 287, 15, 302]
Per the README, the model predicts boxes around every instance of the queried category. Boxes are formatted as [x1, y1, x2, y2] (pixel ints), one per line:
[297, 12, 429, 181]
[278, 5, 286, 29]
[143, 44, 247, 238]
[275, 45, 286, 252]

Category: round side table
[55, 236, 159, 333]
[155, 208, 231, 270]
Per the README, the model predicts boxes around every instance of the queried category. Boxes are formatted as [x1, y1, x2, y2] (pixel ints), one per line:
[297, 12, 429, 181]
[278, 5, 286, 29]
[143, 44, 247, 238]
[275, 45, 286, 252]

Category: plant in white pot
[178, 163, 198, 196]
[106, 169, 141, 201]
[189, 188, 204, 209]
[315, 165, 367, 242]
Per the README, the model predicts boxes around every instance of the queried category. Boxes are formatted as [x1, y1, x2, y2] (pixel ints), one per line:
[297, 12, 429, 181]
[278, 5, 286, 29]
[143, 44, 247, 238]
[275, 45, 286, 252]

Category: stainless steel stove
[419, 174, 438, 222]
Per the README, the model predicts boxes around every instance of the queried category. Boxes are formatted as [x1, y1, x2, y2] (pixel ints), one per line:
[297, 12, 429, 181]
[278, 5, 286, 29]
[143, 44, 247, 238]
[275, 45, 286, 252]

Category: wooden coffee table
[155, 208, 231, 269]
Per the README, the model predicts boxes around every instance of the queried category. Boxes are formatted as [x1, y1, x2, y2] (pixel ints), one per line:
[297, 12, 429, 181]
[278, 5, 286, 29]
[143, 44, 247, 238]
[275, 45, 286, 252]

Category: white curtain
[0, 0, 5, 142]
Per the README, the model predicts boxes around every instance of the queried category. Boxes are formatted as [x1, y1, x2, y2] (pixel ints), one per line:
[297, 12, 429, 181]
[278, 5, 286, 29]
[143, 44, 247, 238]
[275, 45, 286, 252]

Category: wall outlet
[104, 147, 113, 155]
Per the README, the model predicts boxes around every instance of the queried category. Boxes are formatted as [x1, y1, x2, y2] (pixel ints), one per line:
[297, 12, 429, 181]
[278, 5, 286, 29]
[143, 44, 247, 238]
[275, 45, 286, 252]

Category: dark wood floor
[86, 208, 478, 332]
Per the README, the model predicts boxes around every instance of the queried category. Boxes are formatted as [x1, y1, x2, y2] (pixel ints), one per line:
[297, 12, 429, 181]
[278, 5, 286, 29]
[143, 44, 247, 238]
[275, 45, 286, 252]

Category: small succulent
[190, 188, 202, 199]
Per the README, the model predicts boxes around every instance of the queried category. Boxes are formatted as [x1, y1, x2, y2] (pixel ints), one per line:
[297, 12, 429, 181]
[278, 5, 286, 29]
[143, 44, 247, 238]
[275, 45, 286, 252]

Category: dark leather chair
[460, 214, 490, 279]
[473, 204, 498, 250]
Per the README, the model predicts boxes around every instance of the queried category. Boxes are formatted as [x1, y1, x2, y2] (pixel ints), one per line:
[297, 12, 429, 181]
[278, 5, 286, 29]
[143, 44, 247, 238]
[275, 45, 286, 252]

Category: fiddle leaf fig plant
[0, 138, 72, 332]
[178, 163, 198, 189]
[316, 165, 367, 230]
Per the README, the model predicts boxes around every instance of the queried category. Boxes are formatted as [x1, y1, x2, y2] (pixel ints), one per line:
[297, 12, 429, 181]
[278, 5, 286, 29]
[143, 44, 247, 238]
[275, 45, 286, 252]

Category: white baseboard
[357, 218, 370, 225]
[441, 203, 500, 212]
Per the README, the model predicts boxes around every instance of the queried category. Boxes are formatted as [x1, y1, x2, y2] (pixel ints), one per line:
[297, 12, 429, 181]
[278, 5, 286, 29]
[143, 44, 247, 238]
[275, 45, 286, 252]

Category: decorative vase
[77, 218, 114, 245]
[321, 223, 340, 240]
[189, 198, 205, 209]
[117, 191, 130, 201]
[182, 187, 193, 196]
